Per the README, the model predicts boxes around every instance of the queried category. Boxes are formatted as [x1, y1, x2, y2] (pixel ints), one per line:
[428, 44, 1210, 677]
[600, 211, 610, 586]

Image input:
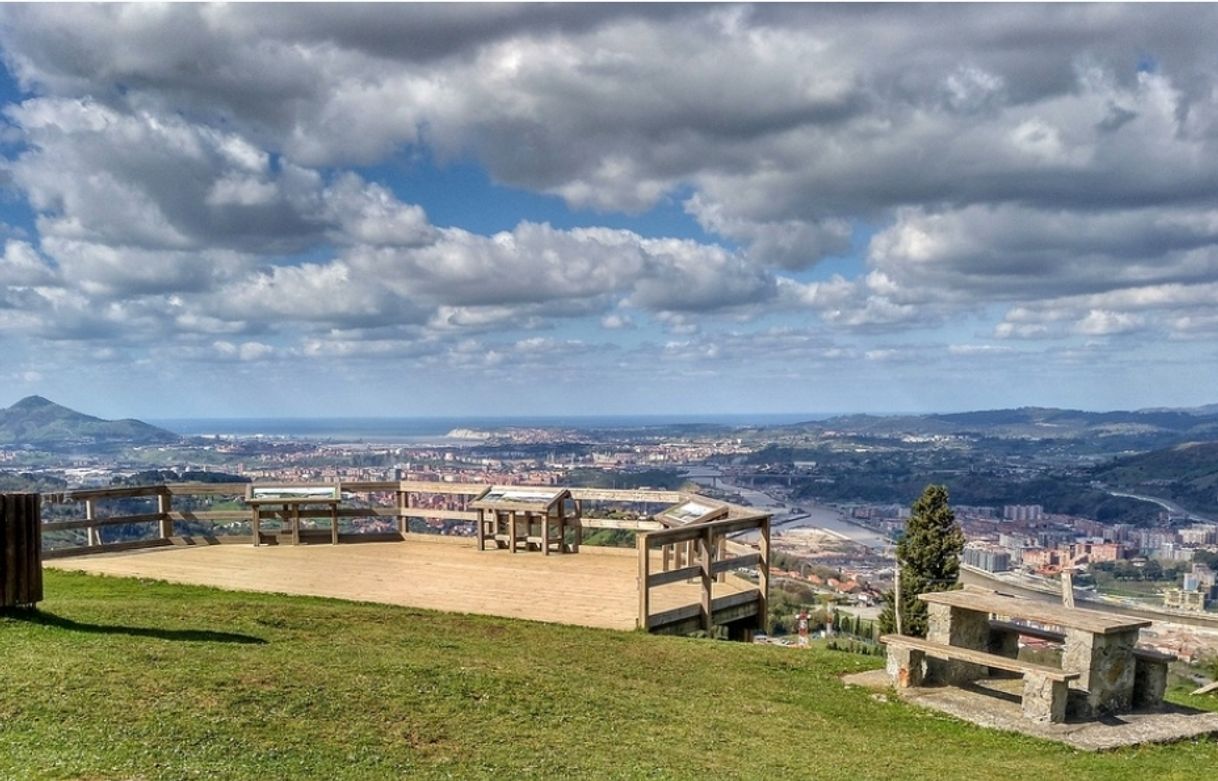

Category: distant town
[4, 395, 1216, 662]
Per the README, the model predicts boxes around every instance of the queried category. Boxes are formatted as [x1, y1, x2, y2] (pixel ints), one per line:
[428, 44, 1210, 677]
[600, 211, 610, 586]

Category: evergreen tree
[879, 484, 965, 637]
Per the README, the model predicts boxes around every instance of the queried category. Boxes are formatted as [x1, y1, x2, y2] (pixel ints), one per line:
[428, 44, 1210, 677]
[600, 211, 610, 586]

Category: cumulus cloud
[1, 4, 1218, 403]
[213, 340, 274, 362]
[0, 239, 57, 286]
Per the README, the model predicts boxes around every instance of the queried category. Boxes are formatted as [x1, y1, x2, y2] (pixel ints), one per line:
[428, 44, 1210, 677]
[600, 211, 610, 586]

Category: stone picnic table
[919, 586, 1158, 718]
[882, 586, 1172, 722]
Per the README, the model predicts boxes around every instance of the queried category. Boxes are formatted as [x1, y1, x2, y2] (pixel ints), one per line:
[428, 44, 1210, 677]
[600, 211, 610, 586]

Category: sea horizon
[148, 412, 842, 441]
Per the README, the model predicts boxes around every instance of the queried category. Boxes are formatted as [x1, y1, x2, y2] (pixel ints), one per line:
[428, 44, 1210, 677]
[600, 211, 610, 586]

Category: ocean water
[148, 413, 830, 442]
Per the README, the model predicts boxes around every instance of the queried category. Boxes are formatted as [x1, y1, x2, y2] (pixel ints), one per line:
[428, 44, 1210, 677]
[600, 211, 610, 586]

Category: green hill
[1, 571, 1213, 779]
[1093, 441, 1218, 517]
[805, 405, 1218, 447]
[0, 395, 178, 449]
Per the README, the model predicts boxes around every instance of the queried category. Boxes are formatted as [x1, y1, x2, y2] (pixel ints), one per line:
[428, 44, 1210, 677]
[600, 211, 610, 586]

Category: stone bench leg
[1022, 673, 1068, 724]
[987, 629, 1022, 678]
[886, 647, 925, 688]
[988, 628, 1020, 658]
[1133, 659, 1168, 709]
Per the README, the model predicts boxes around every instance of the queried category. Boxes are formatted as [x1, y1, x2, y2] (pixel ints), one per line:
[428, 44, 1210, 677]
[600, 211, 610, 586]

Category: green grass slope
[1, 571, 1215, 780]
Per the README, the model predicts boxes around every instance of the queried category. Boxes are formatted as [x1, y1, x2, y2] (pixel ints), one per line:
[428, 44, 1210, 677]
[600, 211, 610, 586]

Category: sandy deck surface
[46, 536, 748, 631]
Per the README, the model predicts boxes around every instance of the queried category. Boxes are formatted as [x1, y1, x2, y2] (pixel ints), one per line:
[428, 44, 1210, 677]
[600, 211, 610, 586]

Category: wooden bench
[987, 619, 1177, 709]
[881, 634, 1081, 723]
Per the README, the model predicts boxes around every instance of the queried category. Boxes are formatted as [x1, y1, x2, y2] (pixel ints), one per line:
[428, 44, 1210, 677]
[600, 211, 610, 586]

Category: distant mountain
[790, 404, 1218, 447]
[0, 396, 179, 449]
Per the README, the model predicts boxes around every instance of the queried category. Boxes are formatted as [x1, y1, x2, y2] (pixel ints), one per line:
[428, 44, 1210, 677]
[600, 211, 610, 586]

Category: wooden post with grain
[0, 493, 43, 610]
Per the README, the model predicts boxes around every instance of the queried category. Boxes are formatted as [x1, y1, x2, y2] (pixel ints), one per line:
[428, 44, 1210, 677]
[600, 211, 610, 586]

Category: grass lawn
[1, 571, 1216, 780]
[1092, 573, 1176, 600]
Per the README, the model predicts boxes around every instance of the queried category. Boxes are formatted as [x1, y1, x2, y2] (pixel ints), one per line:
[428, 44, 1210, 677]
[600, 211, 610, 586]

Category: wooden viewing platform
[35, 480, 771, 637]
[45, 536, 755, 631]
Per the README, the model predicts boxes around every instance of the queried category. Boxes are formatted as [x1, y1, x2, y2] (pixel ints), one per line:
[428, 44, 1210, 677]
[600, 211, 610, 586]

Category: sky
[1, 3, 1217, 419]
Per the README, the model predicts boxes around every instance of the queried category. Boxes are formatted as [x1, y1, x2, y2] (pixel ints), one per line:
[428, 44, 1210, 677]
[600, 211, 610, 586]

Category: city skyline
[2, 4, 1218, 419]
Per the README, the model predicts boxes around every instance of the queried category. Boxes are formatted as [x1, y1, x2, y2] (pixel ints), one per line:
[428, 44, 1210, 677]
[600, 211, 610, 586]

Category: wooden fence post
[85, 498, 99, 547]
[0, 493, 43, 610]
[894, 564, 903, 636]
[637, 532, 650, 630]
[757, 516, 770, 633]
[699, 527, 713, 633]
[158, 491, 173, 540]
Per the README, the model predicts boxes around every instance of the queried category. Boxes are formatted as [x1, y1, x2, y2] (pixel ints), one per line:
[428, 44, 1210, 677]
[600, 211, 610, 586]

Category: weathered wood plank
[698, 529, 713, 632]
[157, 493, 173, 539]
[648, 564, 701, 588]
[60, 485, 169, 501]
[339, 481, 400, 492]
[637, 532, 650, 630]
[1, 495, 16, 606]
[568, 488, 684, 504]
[579, 517, 664, 531]
[644, 514, 769, 545]
[399, 481, 488, 495]
[164, 483, 249, 496]
[43, 513, 165, 531]
[43, 538, 173, 559]
[169, 510, 255, 522]
[399, 508, 477, 522]
[648, 590, 761, 633]
[28, 494, 43, 605]
[757, 519, 770, 631]
[711, 552, 761, 575]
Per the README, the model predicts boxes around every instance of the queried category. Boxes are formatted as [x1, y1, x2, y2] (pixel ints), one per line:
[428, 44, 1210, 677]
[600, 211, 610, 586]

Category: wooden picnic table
[918, 586, 1155, 717]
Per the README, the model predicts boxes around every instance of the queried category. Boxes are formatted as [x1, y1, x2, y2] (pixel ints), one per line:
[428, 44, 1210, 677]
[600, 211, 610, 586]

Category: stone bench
[986, 619, 1176, 709]
[880, 633, 1081, 723]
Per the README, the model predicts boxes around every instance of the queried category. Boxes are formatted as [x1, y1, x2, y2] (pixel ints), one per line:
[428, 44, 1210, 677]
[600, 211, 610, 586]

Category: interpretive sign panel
[245, 484, 341, 504]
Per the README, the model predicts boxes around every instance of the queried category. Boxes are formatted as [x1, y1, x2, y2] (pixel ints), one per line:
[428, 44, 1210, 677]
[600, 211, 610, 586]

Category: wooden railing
[40, 480, 771, 636]
[39, 481, 694, 557]
[636, 513, 770, 637]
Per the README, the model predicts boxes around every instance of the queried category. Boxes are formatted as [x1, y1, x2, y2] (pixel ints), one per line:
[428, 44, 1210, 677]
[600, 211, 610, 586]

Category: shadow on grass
[1, 608, 267, 645]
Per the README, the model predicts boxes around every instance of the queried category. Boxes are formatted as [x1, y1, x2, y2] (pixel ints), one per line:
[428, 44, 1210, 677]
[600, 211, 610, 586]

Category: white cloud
[214, 340, 275, 361]
[0, 240, 58, 286]
[600, 313, 634, 330]
[1, 4, 1218, 407]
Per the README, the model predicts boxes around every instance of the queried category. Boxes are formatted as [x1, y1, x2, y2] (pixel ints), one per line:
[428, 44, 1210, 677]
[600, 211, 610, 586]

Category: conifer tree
[879, 484, 965, 637]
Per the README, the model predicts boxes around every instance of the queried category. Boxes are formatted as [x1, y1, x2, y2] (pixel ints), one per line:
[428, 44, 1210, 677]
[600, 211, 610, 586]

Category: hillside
[1093, 441, 1218, 517]
[806, 405, 1218, 446]
[1, 571, 1214, 779]
[0, 395, 178, 448]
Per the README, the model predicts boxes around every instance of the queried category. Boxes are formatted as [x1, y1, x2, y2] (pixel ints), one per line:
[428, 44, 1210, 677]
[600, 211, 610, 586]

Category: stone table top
[919, 586, 1152, 635]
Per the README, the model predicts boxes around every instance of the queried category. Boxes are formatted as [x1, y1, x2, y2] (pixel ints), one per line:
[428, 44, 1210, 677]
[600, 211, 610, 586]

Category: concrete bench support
[881, 634, 1079, 724]
[1132, 651, 1172, 709]
[886, 645, 926, 688]
[1022, 672, 1069, 723]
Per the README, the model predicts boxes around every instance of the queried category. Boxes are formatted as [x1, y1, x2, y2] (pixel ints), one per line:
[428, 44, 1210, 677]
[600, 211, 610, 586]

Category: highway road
[960, 566, 1218, 630]
[683, 467, 891, 551]
[1102, 487, 1213, 523]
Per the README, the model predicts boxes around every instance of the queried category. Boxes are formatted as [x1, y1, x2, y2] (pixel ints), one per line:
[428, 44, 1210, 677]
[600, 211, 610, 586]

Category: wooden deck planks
[44, 538, 750, 631]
